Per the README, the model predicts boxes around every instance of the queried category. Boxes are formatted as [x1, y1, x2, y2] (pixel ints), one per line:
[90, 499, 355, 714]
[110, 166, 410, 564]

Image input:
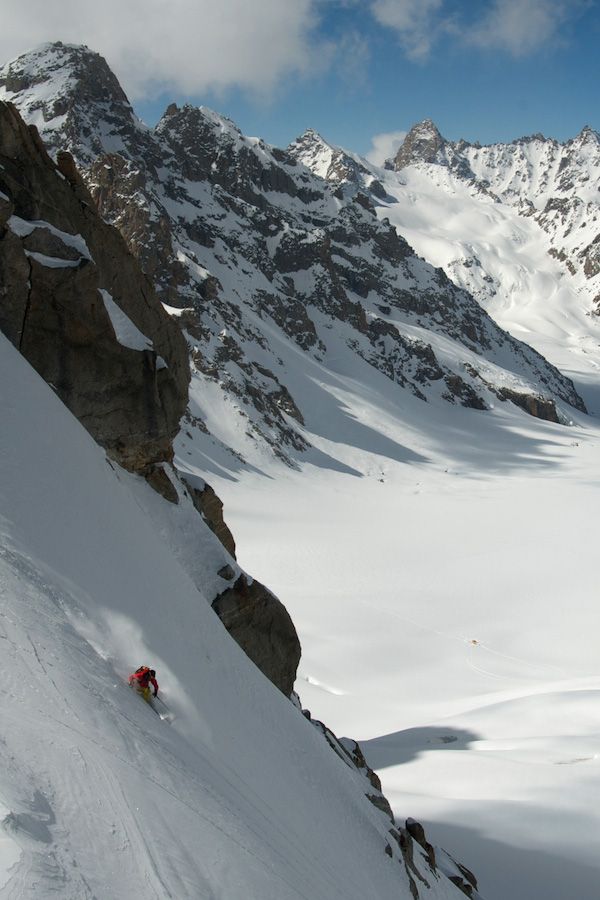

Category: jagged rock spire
[393, 118, 446, 169]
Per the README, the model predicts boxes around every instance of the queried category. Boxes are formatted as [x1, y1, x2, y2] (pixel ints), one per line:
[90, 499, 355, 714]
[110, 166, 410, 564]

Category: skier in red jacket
[128, 666, 159, 703]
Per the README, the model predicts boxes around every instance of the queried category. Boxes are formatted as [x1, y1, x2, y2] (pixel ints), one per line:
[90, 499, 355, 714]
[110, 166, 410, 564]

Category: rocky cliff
[0, 100, 189, 476]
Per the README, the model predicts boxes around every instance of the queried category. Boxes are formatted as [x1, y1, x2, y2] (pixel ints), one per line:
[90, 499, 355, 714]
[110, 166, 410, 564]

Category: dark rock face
[582, 232, 600, 281]
[393, 120, 476, 182]
[212, 575, 301, 697]
[145, 464, 180, 503]
[393, 119, 447, 169]
[499, 388, 559, 423]
[183, 477, 237, 558]
[0, 101, 190, 474]
[406, 818, 436, 870]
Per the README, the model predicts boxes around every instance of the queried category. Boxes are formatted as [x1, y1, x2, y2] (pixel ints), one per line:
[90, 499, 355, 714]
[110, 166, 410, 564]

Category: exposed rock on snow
[299, 705, 482, 898]
[213, 573, 301, 697]
[497, 388, 559, 422]
[0, 100, 189, 474]
[183, 476, 237, 558]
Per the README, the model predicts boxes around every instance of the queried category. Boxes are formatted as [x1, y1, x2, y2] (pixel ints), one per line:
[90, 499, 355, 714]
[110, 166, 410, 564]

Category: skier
[128, 666, 159, 703]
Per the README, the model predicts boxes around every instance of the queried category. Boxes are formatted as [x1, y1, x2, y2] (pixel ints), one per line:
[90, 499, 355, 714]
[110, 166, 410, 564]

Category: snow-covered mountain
[394, 119, 600, 291]
[291, 120, 600, 415]
[3, 39, 600, 900]
[0, 43, 587, 475]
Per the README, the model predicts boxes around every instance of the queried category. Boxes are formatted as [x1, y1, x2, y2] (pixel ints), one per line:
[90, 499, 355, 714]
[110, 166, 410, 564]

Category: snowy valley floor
[209, 397, 600, 900]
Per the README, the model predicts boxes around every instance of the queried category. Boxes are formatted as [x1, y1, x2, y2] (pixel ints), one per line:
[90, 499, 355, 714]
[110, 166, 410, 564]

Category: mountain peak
[287, 128, 342, 181]
[414, 117, 443, 137]
[393, 118, 446, 169]
[0, 41, 129, 109]
[0, 41, 140, 165]
[301, 126, 326, 141]
[289, 127, 331, 153]
[575, 124, 600, 145]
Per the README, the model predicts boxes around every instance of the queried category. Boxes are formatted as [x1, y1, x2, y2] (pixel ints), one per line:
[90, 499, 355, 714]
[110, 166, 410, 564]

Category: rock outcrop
[0, 100, 190, 474]
[299, 703, 482, 899]
[213, 575, 301, 697]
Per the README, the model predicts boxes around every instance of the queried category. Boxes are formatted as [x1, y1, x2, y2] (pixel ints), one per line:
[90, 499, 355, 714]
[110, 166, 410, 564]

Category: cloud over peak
[0, 0, 326, 100]
[0, 0, 591, 110]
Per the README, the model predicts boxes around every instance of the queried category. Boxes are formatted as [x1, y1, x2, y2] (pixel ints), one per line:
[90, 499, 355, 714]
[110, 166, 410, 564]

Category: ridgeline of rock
[0, 43, 585, 470]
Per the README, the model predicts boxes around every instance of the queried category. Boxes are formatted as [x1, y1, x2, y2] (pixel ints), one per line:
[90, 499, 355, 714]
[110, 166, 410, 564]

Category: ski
[152, 694, 175, 723]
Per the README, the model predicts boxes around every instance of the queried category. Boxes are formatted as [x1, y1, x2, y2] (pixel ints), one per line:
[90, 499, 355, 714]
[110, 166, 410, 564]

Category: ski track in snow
[361, 599, 567, 681]
[0, 539, 365, 900]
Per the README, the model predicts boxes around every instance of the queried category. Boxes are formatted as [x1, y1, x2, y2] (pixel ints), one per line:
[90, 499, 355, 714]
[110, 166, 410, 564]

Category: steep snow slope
[0, 332, 469, 900]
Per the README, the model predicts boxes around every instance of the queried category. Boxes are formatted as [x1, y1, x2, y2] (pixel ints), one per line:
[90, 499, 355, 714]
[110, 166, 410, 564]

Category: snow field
[208, 384, 600, 900]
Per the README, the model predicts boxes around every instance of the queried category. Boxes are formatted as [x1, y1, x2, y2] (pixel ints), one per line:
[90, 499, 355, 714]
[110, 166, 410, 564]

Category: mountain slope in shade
[0, 43, 586, 475]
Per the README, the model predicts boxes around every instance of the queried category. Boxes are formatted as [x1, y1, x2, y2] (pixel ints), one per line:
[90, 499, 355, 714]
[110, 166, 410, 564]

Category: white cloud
[370, 0, 587, 59]
[370, 0, 445, 60]
[334, 30, 372, 88]
[0, 0, 327, 100]
[463, 0, 581, 56]
[366, 129, 407, 165]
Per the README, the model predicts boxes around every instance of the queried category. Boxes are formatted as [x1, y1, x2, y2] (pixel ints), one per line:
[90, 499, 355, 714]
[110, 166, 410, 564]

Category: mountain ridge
[387, 119, 600, 302]
[0, 43, 586, 478]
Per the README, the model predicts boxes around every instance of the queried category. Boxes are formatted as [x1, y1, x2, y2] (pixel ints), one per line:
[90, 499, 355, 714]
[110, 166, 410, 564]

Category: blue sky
[2, 0, 599, 160]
